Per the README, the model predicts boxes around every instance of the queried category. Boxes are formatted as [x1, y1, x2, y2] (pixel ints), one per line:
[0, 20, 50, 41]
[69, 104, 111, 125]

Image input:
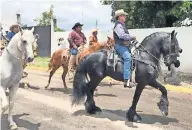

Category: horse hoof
[126, 108, 142, 122]
[157, 96, 169, 116]
[85, 104, 102, 114]
[24, 84, 29, 89]
[94, 106, 102, 113]
[45, 85, 49, 89]
[10, 124, 18, 130]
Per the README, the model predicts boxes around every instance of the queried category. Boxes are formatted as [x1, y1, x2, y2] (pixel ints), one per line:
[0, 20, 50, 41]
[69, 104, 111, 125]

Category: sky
[1, 0, 114, 31]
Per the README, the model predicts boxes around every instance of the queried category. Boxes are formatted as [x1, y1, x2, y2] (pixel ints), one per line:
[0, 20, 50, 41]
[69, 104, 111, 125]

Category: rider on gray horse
[113, 9, 136, 88]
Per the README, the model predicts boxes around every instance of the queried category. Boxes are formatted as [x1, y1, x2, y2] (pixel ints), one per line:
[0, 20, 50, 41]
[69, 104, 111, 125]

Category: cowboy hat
[72, 22, 83, 30]
[92, 29, 98, 33]
[10, 24, 19, 31]
[115, 9, 128, 18]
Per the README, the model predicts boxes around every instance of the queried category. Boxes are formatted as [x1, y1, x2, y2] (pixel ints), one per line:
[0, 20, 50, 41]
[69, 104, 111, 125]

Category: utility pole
[112, 0, 115, 21]
[96, 20, 98, 29]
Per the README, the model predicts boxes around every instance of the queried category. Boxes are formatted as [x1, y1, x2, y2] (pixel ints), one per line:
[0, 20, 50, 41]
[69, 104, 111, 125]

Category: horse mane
[139, 32, 170, 47]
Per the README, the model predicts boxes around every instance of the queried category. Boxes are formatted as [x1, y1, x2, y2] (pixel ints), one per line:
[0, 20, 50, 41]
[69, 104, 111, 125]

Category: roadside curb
[26, 66, 192, 94]
[104, 77, 192, 94]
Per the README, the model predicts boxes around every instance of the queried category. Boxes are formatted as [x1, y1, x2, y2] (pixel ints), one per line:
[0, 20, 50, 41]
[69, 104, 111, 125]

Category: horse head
[18, 27, 37, 62]
[102, 36, 114, 50]
[162, 30, 182, 67]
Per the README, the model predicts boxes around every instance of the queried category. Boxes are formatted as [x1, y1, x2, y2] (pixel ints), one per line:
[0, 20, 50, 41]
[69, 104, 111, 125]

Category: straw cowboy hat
[115, 9, 128, 18]
[92, 29, 98, 33]
[9, 24, 19, 31]
[72, 22, 83, 30]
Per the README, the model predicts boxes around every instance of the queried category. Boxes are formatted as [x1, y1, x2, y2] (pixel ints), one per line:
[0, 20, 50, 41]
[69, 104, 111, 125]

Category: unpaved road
[1, 69, 192, 130]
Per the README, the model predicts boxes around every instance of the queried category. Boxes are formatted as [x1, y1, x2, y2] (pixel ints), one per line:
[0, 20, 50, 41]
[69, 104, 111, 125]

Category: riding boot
[124, 79, 137, 88]
[68, 55, 76, 80]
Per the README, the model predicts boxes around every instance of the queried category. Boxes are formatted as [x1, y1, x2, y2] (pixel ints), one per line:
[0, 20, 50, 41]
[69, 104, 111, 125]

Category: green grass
[28, 56, 50, 68]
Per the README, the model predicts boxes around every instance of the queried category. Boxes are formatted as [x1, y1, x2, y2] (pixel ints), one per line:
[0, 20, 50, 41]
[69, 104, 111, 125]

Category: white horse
[0, 27, 36, 129]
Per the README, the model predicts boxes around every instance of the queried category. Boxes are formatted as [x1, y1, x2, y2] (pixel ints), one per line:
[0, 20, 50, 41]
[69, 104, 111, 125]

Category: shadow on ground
[19, 83, 40, 90]
[1, 113, 41, 130]
[48, 87, 72, 94]
[72, 109, 178, 128]
[94, 93, 117, 97]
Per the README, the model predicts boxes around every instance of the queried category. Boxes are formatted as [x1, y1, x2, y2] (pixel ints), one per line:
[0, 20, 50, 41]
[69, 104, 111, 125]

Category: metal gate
[22, 25, 51, 57]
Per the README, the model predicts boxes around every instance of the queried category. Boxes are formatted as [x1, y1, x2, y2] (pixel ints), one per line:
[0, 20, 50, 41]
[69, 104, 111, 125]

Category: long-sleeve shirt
[7, 32, 15, 40]
[114, 23, 134, 41]
[67, 30, 86, 49]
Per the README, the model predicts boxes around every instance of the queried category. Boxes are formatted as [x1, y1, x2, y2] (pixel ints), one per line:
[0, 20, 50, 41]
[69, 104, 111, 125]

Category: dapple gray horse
[0, 27, 36, 129]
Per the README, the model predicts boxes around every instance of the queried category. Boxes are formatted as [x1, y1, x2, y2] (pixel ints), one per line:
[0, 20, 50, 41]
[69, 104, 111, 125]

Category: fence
[52, 27, 192, 73]
[23, 25, 51, 57]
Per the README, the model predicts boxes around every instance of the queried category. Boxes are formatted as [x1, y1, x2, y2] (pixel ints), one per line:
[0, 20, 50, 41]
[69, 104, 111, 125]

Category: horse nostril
[179, 49, 182, 53]
[28, 57, 34, 62]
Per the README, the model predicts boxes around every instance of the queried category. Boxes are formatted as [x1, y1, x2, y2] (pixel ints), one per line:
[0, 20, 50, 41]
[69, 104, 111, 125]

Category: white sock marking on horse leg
[8, 83, 19, 129]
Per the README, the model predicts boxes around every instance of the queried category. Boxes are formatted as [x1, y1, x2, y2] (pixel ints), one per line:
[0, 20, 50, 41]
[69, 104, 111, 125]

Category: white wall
[52, 27, 192, 73]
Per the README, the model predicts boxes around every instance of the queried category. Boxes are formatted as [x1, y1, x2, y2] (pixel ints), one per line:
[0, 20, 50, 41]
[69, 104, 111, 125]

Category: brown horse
[45, 37, 114, 90]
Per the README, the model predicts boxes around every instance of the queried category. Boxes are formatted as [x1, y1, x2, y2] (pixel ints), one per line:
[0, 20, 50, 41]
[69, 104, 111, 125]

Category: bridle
[132, 36, 178, 66]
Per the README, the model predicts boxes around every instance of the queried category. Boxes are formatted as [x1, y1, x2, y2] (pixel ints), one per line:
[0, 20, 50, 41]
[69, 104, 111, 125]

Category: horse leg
[8, 83, 19, 130]
[148, 79, 168, 116]
[0, 86, 8, 114]
[85, 78, 102, 114]
[126, 83, 145, 122]
[45, 65, 60, 89]
[62, 65, 68, 90]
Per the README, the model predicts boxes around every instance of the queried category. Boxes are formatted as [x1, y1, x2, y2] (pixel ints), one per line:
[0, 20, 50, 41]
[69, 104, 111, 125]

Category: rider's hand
[73, 45, 77, 49]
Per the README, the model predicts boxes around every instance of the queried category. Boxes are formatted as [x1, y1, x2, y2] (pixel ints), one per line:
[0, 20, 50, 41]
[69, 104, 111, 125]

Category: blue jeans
[114, 44, 131, 80]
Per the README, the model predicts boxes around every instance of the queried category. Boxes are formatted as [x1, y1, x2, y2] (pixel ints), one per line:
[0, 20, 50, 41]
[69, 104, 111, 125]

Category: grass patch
[28, 57, 50, 68]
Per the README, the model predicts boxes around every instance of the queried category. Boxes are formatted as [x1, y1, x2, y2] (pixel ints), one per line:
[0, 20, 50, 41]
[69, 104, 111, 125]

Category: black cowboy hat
[72, 22, 83, 30]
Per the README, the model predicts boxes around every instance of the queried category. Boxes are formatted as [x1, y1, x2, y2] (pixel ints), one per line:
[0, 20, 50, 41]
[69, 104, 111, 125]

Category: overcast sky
[1, 0, 114, 31]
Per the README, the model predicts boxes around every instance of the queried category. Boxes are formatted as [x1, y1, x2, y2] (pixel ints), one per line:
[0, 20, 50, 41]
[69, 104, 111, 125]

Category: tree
[102, 1, 192, 28]
[34, 5, 65, 32]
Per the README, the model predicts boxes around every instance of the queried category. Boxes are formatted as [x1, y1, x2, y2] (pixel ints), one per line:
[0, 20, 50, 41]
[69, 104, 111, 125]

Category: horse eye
[23, 40, 27, 44]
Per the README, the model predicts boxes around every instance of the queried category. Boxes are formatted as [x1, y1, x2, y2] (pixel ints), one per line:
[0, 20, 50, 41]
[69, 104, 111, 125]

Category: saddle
[107, 41, 159, 77]
[107, 41, 139, 72]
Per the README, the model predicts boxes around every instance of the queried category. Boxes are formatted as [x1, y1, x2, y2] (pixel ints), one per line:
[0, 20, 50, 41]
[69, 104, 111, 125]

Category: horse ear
[31, 27, 35, 33]
[175, 32, 178, 36]
[171, 30, 175, 39]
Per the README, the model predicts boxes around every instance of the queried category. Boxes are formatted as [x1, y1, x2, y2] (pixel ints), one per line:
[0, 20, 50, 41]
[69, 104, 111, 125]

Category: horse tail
[71, 58, 88, 106]
[47, 52, 55, 71]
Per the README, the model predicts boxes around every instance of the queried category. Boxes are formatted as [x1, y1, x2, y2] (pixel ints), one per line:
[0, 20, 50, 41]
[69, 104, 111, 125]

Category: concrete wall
[52, 27, 192, 73]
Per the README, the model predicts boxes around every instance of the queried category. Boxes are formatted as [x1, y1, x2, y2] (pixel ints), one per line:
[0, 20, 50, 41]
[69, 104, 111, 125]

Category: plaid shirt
[68, 30, 86, 49]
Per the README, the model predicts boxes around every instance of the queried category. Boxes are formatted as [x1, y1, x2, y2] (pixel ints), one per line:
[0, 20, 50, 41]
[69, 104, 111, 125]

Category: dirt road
[1, 69, 192, 130]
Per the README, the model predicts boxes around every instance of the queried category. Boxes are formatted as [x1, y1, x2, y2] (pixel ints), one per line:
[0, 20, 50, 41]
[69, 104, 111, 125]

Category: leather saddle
[107, 41, 139, 72]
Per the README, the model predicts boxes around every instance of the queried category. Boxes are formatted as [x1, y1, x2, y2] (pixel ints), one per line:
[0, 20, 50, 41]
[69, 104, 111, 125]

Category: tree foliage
[34, 5, 65, 32]
[102, 1, 192, 28]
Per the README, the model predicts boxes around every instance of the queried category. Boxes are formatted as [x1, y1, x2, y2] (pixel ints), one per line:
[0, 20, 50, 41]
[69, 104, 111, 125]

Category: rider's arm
[114, 24, 134, 41]
[67, 32, 77, 48]
[7, 32, 13, 40]
[81, 32, 87, 44]
[89, 36, 94, 45]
